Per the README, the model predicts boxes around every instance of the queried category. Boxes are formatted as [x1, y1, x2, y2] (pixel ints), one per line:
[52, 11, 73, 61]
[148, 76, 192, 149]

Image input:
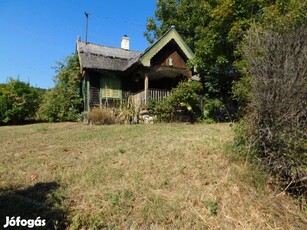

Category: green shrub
[86, 107, 116, 125]
[203, 200, 218, 216]
[146, 99, 157, 114]
[152, 80, 203, 122]
[38, 87, 81, 122]
[202, 98, 232, 122]
[0, 79, 42, 125]
[38, 54, 82, 122]
[232, 74, 251, 118]
[153, 98, 174, 122]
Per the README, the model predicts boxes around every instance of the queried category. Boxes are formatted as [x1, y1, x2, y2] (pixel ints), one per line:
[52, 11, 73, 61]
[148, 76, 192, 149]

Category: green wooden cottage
[77, 26, 196, 111]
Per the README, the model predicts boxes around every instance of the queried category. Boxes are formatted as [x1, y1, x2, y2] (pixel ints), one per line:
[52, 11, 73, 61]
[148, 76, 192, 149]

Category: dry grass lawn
[0, 122, 305, 229]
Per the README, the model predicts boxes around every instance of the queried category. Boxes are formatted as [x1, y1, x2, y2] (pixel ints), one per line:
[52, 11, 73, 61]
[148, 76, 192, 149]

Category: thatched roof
[77, 41, 142, 71]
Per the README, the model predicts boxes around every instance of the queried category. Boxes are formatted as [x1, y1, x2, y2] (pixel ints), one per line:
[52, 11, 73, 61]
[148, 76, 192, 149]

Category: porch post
[144, 73, 149, 105]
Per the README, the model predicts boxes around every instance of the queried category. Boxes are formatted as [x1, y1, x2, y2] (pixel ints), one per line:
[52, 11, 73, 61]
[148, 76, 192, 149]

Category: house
[77, 26, 196, 112]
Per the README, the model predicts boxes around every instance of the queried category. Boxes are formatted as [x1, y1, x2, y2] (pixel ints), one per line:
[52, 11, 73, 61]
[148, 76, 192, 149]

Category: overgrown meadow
[0, 123, 305, 229]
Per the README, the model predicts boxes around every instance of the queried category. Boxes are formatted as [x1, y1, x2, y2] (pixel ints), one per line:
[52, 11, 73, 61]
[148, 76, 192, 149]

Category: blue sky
[0, 0, 157, 89]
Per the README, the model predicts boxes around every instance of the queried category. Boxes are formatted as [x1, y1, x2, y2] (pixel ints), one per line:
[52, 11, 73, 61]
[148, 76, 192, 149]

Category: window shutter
[100, 76, 121, 99]
[112, 79, 120, 98]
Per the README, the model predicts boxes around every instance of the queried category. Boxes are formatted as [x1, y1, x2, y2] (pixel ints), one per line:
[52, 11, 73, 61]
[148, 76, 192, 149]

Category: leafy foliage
[145, 0, 270, 99]
[151, 80, 203, 122]
[146, 0, 307, 121]
[0, 79, 42, 125]
[233, 0, 307, 117]
[38, 54, 82, 122]
[203, 98, 230, 122]
[232, 74, 251, 117]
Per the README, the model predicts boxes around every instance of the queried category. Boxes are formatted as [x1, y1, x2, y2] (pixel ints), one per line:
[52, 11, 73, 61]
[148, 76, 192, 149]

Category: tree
[145, 1, 269, 103]
[38, 54, 82, 122]
[146, 0, 307, 120]
[0, 79, 42, 125]
[233, 0, 307, 116]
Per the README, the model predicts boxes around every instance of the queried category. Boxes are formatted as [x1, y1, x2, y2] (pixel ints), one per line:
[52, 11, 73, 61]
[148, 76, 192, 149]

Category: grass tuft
[118, 148, 126, 154]
[203, 200, 218, 216]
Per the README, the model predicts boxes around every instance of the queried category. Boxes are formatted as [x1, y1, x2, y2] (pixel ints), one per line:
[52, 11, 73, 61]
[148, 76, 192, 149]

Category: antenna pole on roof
[84, 11, 90, 43]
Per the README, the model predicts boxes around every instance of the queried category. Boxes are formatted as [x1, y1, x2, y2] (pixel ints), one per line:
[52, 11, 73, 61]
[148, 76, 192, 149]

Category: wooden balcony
[129, 88, 171, 109]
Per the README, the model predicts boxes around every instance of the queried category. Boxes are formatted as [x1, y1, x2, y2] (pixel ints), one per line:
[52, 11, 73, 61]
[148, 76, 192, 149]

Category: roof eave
[139, 26, 195, 67]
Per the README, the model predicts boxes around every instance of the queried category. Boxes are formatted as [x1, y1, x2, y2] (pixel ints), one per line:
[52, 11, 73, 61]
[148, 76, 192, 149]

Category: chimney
[121, 35, 130, 50]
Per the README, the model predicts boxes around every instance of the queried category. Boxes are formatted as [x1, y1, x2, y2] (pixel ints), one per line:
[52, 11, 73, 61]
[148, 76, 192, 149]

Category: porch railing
[129, 88, 171, 109]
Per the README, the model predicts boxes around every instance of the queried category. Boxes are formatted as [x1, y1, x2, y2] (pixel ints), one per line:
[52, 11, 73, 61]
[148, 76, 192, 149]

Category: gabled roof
[139, 26, 195, 67]
[77, 26, 194, 72]
[77, 41, 141, 71]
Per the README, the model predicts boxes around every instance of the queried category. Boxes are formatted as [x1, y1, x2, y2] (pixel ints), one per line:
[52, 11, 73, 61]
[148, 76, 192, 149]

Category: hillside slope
[0, 123, 305, 229]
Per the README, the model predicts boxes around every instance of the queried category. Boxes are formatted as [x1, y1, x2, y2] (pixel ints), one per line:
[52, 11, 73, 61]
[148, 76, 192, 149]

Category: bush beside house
[148, 80, 203, 123]
[38, 54, 83, 122]
[0, 79, 42, 125]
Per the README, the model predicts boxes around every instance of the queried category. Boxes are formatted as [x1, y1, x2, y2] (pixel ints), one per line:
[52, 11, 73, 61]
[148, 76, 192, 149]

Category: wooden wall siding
[89, 76, 100, 108]
[151, 40, 188, 69]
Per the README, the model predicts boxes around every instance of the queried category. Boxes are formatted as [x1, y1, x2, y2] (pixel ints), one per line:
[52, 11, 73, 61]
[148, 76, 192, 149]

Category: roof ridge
[83, 52, 138, 61]
[140, 26, 176, 57]
[77, 40, 141, 53]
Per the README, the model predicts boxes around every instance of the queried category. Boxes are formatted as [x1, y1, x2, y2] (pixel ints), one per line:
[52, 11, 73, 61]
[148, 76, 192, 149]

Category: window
[168, 58, 173, 66]
[100, 76, 122, 99]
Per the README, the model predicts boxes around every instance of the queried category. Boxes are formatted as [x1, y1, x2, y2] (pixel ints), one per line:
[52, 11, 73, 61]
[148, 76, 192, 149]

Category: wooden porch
[128, 88, 171, 109]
